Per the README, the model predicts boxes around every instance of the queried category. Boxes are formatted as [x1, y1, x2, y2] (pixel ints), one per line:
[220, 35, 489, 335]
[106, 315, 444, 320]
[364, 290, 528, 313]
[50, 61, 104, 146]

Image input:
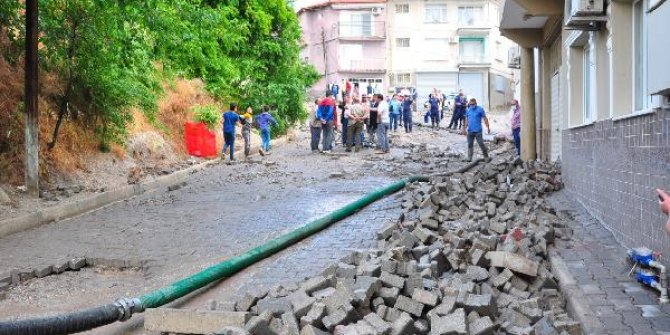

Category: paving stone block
[68, 258, 87, 270]
[394, 295, 425, 317]
[299, 325, 329, 335]
[312, 287, 336, 300]
[412, 289, 439, 307]
[380, 271, 405, 289]
[256, 296, 293, 317]
[377, 286, 400, 306]
[301, 276, 330, 295]
[382, 307, 404, 323]
[299, 302, 326, 329]
[357, 262, 381, 277]
[353, 276, 381, 306]
[335, 263, 357, 279]
[469, 316, 496, 335]
[430, 308, 467, 335]
[216, 326, 250, 335]
[50, 260, 69, 274]
[288, 290, 316, 318]
[33, 265, 53, 278]
[413, 319, 430, 335]
[364, 312, 392, 335]
[281, 312, 300, 335]
[391, 312, 415, 335]
[491, 269, 514, 288]
[236, 293, 260, 312]
[322, 303, 358, 331]
[378, 223, 398, 240]
[381, 260, 397, 273]
[485, 251, 538, 277]
[145, 308, 250, 334]
[466, 266, 489, 282]
[0, 272, 11, 285]
[553, 320, 581, 335]
[533, 316, 558, 335]
[460, 294, 496, 317]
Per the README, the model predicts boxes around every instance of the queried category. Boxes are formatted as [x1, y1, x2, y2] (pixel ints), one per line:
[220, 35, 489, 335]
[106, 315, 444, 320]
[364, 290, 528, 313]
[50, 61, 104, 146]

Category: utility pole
[25, 0, 39, 197]
[321, 27, 328, 93]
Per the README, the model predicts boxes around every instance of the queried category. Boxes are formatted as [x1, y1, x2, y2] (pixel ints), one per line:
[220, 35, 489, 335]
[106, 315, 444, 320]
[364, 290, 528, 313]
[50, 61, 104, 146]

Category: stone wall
[562, 108, 670, 257]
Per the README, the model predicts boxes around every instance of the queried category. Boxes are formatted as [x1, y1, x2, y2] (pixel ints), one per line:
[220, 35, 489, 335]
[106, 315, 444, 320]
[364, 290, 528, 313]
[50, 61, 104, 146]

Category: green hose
[139, 175, 428, 308]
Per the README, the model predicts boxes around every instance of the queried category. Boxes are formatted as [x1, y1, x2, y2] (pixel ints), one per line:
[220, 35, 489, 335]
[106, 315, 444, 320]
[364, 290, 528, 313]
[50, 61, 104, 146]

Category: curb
[0, 136, 291, 239]
[548, 249, 607, 335]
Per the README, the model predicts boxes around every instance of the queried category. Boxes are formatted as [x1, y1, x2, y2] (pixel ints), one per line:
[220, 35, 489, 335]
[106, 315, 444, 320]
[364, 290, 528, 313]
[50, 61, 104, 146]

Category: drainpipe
[649, 260, 669, 304]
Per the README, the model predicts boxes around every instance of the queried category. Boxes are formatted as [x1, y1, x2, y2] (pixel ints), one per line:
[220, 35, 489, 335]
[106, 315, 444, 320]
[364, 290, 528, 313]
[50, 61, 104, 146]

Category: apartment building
[500, 0, 670, 258]
[386, 0, 516, 111]
[298, 0, 388, 97]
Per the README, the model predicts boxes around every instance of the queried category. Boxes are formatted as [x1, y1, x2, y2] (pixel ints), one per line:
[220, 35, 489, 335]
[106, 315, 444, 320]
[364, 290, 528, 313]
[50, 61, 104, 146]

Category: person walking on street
[240, 106, 253, 159]
[375, 94, 390, 154]
[310, 99, 322, 152]
[317, 91, 336, 153]
[402, 94, 413, 133]
[222, 103, 240, 161]
[340, 99, 349, 146]
[510, 99, 521, 158]
[449, 90, 466, 129]
[389, 94, 401, 132]
[368, 94, 379, 146]
[428, 94, 441, 129]
[346, 96, 368, 152]
[256, 106, 278, 155]
[462, 98, 490, 162]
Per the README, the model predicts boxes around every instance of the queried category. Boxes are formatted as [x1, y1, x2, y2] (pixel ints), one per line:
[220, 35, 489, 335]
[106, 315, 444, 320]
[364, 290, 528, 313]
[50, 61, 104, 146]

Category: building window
[459, 37, 486, 64]
[495, 75, 505, 93]
[583, 42, 596, 122]
[395, 4, 409, 14]
[458, 6, 484, 26]
[424, 4, 448, 23]
[396, 38, 410, 48]
[340, 13, 373, 37]
[633, 0, 649, 111]
[397, 73, 411, 84]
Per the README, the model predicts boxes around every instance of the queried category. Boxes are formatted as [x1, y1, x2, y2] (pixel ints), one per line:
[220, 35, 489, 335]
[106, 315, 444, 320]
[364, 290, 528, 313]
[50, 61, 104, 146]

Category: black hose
[0, 304, 122, 335]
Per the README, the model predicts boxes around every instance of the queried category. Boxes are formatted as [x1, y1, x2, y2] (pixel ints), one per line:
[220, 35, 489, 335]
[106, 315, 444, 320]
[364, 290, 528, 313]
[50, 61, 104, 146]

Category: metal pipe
[650, 261, 669, 304]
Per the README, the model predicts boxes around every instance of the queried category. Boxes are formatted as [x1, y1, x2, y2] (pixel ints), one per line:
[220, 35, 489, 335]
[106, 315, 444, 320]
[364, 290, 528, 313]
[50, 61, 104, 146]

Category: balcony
[508, 46, 521, 69]
[459, 55, 490, 67]
[457, 17, 491, 36]
[339, 58, 386, 73]
[337, 21, 386, 41]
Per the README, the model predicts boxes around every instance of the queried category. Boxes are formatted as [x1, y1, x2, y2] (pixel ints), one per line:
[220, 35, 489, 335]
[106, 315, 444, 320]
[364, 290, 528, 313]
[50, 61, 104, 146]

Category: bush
[192, 105, 221, 130]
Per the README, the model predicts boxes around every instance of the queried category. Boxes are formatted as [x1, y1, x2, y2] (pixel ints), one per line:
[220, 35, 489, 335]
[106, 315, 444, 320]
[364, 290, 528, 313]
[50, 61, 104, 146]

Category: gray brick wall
[562, 109, 670, 259]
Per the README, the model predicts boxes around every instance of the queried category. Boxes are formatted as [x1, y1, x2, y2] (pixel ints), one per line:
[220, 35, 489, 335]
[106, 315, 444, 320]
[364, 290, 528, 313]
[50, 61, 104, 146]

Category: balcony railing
[337, 21, 386, 40]
[508, 46, 521, 69]
[459, 55, 489, 65]
[340, 58, 386, 73]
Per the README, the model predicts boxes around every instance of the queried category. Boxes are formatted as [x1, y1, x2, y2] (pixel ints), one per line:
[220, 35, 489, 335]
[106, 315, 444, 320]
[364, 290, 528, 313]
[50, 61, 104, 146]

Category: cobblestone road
[549, 191, 670, 335]
[0, 126, 464, 334]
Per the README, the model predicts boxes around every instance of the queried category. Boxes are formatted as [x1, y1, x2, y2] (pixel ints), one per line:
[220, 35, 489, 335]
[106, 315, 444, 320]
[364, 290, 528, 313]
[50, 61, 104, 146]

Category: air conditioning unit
[371, 7, 381, 16]
[565, 0, 607, 30]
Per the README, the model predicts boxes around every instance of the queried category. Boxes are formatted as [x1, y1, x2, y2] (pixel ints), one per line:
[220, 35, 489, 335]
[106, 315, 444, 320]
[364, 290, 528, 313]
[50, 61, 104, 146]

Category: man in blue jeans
[317, 91, 336, 153]
[256, 105, 278, 155]
[402, 94, 413, 133]
[222, 103, 240, 161]
[389, 94, 401, 132]
[462, 98, 490, 162]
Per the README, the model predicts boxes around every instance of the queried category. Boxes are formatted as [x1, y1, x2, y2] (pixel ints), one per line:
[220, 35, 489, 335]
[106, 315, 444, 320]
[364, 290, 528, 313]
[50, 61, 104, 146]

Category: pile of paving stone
[219, 153, 580, 335]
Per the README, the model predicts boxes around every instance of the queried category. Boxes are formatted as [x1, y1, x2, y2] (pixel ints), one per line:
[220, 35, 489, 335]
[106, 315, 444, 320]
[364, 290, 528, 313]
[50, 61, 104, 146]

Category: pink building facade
[298, 0, 388, 98]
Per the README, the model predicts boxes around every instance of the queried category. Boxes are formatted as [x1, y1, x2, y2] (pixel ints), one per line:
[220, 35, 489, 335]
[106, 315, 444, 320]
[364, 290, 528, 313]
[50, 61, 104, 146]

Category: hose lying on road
[0, 175, 437, 335]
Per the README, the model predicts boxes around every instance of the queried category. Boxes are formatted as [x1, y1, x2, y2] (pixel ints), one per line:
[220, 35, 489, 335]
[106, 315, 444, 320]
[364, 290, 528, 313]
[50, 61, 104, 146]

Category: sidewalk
[549, 190, 670, 335]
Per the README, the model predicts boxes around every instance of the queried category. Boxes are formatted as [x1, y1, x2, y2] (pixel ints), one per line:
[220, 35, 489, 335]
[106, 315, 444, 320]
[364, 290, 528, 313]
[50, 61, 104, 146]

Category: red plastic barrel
[185, 122, 217, 158]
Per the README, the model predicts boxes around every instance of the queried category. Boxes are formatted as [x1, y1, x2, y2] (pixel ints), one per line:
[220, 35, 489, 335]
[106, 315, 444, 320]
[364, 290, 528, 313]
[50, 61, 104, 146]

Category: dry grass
[0, 46, 221, 186]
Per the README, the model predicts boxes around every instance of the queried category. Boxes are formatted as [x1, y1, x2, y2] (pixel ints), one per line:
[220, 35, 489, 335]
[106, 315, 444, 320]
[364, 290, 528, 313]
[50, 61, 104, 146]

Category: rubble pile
[220, 153, 580, 335]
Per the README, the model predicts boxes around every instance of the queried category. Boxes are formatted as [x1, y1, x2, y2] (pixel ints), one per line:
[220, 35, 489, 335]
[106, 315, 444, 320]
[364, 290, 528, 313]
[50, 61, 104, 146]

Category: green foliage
[1, 0, 318, 148]
[192, 105, 221, 130]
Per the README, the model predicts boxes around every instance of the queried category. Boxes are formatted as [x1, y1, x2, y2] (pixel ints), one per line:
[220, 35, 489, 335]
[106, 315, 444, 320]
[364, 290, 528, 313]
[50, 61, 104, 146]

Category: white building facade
[386, 0, 516, 112]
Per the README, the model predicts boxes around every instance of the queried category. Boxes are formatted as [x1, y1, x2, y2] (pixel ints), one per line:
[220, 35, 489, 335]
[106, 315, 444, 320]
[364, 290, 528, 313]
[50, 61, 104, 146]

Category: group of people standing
[221, 103, 278, 161]
[310, 91, 415, 154]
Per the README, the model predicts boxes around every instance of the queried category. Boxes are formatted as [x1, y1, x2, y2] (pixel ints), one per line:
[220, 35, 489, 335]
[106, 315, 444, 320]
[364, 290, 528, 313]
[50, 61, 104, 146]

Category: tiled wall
[562, 109, 670, 258]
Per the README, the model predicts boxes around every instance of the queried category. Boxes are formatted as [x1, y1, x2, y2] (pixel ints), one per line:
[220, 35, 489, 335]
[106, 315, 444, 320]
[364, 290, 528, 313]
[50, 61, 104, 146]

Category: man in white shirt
[375, 94, 391, 154]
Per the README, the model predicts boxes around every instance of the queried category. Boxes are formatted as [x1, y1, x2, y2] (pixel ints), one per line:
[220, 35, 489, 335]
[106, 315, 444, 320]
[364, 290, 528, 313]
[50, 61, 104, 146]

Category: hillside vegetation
[0, 0, 318, 185]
